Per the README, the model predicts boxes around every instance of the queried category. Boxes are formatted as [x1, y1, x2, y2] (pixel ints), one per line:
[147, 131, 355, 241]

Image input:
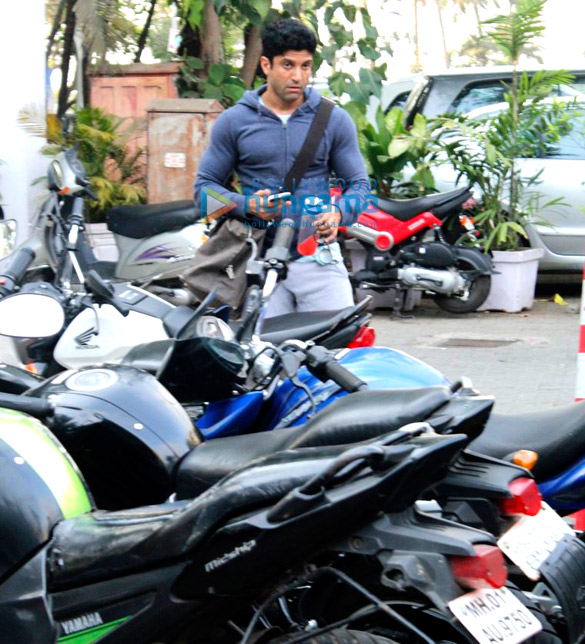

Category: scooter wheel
[435, 275, 491, 314]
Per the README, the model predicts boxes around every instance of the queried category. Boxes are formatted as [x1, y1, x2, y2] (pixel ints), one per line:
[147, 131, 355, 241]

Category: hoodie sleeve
[193, 110, 247, 218]
[329, 108, 370, 226]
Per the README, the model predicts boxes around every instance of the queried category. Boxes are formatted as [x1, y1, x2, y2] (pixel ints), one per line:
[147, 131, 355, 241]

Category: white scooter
[0, 208, 373, 377]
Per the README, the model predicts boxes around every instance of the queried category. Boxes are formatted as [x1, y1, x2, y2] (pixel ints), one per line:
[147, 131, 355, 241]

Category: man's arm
[329, 108, 370, 226]
[193, 111, 247, 218]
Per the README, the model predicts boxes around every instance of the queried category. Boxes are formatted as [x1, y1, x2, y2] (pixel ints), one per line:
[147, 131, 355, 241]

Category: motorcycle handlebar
[305, 345, 368, 393]
[273, 219, 295, 252]
[85, 270, 130, 317]
[0, 247, 35, 294]
[0, 392, 53, 418]
[323, 359, 368, 393]
[264, 218, 295, 264]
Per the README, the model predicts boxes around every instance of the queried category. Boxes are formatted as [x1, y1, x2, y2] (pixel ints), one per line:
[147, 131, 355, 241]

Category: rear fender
[454, 247, 494, 275]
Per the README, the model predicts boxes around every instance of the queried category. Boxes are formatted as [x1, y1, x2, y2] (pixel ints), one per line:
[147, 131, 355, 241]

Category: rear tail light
[450, 545, 508, 590]
[347, 326, 376, 348]
[512, 450, 538, 471]
[497, 477, 542, 517]
[462, 197, 477, 210]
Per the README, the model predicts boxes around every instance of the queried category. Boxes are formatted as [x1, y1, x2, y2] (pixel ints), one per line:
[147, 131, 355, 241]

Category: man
[194, 18, 370, 316]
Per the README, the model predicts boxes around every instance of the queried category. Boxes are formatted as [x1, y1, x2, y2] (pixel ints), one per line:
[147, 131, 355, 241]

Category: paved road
[0, 282, 581, 415]
[372, 283, 582, 414]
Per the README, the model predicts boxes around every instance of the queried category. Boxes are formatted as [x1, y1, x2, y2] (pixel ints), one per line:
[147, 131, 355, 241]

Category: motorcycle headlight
[47, 159, 65, 191]
[195, 315, 235, 341]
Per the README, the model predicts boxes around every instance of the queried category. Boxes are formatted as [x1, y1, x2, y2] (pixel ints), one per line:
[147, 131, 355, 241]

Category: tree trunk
[178, 21, 202, 59]
[199, 0, 222, 77]
[47, 0, 68, 61]
[436, 0, 449, 68]
[240, 24, 262, 87]
[472, 0, 483, 36]
[413, 0, 422, 72]
[82, 49, 91, 107]
[58, 0, 77, 117]
[135, 0, 158, 63]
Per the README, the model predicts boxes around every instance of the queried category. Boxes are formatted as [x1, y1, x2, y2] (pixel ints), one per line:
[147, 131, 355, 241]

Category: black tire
[272, 630, 397, 644]
[435, 274, 491, 314]
[507, 585, 562, 644]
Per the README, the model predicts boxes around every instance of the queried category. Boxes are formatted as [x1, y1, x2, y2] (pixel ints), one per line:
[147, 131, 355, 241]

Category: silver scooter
[0, 136, 206, 305]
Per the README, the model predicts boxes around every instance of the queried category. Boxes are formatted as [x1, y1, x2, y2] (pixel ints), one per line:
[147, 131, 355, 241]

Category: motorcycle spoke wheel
[435, 274, 491, 314]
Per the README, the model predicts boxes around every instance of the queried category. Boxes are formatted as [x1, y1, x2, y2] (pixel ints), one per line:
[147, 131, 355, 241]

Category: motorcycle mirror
[0, 293, 65, 338]
[0, 219, 17, 260]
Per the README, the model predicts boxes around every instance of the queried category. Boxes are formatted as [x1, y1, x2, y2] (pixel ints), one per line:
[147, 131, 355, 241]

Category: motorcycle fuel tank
[53, 284, 172, 369]
[27, 366, 200, 510]
[0, 408, 92, 579]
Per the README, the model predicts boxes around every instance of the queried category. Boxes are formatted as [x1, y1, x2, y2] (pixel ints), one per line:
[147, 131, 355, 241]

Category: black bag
[182, 97, 335, 309]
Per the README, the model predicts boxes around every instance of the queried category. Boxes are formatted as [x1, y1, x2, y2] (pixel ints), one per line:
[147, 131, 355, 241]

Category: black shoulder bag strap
[282, 97, 335, 193]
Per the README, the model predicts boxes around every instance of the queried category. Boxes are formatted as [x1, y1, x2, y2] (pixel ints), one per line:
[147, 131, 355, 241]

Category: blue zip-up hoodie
[193, 85, 370, 236]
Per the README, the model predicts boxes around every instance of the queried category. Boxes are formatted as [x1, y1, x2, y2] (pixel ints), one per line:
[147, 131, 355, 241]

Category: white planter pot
[85, 223, 119, 262]
[478, 248, 544, 313]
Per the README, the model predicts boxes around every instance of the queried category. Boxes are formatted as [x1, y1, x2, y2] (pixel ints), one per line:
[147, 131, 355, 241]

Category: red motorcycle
[335, 185, 494, 314]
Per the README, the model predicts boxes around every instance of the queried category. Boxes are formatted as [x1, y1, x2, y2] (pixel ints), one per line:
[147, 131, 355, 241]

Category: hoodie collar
[238, 83, 322, 115]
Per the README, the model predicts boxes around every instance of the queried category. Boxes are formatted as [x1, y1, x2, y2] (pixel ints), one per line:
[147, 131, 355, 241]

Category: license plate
[497, 503, 574, 581]
[449, 587, 542, 644]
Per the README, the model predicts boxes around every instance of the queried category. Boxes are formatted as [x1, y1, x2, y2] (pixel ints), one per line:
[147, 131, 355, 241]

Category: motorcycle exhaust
[397, 266, 466, 295]
[348, 224, 394, 251]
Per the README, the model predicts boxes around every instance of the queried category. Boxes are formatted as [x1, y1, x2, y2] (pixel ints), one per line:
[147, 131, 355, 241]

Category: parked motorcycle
[339, 185, 494, 313]
[0, 211, 374, 376]
[4, 401, 553, 644]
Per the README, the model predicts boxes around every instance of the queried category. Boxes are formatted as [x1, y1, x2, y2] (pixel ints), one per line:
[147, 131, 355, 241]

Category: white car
[432, 97, 585, 271]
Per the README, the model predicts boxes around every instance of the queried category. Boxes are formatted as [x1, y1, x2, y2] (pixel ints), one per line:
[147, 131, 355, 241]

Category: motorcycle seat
[470, 400, 585, 480]
[260, 306, 359, 345]
[106, 200, 200, 239]
[176, 386, 451, 499]
[47, 447, 346, 589]
[377, 186, 471, 222]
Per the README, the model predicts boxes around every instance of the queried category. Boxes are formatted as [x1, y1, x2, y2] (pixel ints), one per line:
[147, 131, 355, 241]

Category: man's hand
[247, 189, 292, 221]
[316, 206, 342, 244]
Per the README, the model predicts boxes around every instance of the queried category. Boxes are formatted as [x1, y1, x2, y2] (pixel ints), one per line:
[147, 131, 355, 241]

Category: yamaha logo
[60, 612, 104, 635]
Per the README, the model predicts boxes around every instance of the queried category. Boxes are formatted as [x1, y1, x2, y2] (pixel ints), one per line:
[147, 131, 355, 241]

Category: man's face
[260, 50, 313, 103]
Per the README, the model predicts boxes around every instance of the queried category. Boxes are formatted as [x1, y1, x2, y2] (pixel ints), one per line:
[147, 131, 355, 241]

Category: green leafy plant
[19, 105, 146, 223]
[177, 57, 247, 106]
[346, 104, 442, 198]
[440, 0, 575, 251]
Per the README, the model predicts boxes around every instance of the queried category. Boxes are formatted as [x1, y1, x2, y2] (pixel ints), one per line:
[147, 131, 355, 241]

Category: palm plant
[441, 0, 575, 251]
[19, 105, 146, 223]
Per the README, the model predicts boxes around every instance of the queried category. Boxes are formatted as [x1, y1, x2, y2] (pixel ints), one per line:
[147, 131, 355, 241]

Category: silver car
[432, 97, 585, 271]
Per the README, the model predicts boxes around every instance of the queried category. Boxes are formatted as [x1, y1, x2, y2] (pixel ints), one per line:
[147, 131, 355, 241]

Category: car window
[451, 81, 511, 114]
[387, 91, 410, 112]
[451, 78, 585, 115]
[544, 119, 585, 160]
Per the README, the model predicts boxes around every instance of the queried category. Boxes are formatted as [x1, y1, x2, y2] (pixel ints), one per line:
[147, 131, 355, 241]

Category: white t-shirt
[259, 95, 291, 125]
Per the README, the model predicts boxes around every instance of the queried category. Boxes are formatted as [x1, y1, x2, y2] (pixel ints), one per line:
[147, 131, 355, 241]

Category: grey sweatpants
[264, 260, 355, 318]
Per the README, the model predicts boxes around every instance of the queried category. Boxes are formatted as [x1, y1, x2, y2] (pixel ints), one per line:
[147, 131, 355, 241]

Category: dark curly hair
[261, 19, 317, 62]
